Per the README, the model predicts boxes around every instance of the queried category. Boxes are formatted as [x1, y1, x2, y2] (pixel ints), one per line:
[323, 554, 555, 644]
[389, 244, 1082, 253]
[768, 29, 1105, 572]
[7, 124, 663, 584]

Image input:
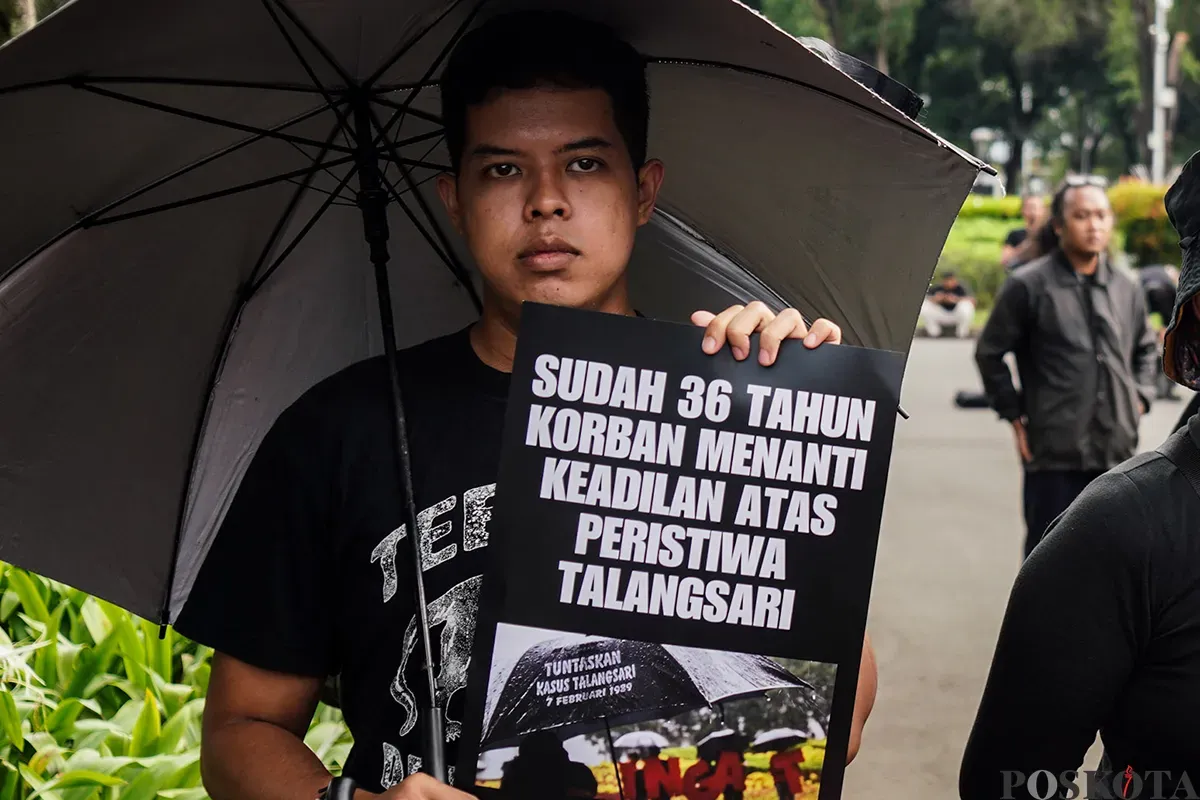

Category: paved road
[840, 337, 1192, 799]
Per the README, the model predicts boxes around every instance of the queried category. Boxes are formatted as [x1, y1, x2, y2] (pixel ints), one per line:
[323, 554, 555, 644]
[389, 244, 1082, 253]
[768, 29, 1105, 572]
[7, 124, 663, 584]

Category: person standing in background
[1140, 263, 1181, 400]
[960, 151, 1200, 800]
[975, 177, 1158, 559]
[1001, 192, 1048, 268]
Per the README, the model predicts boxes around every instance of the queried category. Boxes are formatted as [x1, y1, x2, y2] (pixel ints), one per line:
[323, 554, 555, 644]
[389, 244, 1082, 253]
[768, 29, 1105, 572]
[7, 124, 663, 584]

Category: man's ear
[436, 172, 463, 234]
[635, 158, 666, 227]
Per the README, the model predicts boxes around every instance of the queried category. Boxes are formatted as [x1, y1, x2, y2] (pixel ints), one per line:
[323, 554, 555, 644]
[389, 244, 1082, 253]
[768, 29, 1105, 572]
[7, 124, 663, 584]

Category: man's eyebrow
[469, 144, 523, 159]
[558, 137, 613, 153]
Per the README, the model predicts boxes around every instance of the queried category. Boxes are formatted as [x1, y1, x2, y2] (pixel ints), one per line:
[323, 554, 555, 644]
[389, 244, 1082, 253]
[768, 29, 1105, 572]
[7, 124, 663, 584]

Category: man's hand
[369, 775, 475, 799]
[1011, 419, 1032, 464]
[692, 302, 842, 367]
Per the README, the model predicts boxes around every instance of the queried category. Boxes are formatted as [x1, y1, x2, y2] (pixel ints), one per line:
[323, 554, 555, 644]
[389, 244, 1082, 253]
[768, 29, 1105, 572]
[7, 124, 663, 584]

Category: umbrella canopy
[748, 727, 809, 753]
[0, 0, 984, 623]
[613, 731, 671, 751]
[480, 634, 812, 749]
[695, 728, 751, 761]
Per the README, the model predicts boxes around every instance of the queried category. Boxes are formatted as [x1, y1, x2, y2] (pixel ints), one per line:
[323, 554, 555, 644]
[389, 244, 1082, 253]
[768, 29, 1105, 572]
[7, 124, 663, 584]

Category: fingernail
[703, 336, 716, 353]
[804, 334, 817, 347]
[759, 349, 772, 366]
[732, 346, 746, 360]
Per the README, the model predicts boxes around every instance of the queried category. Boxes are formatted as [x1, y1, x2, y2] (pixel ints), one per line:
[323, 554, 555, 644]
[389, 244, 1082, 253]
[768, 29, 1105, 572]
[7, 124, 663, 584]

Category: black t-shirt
[959, 415, 1200, 797]
[174, 326, 509, 792]
[1005, 227, 1029, 249]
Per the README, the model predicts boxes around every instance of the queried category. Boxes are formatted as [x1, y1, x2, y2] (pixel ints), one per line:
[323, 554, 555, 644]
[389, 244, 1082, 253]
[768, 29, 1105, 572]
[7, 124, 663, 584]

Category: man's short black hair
[439, 10, 649, 174]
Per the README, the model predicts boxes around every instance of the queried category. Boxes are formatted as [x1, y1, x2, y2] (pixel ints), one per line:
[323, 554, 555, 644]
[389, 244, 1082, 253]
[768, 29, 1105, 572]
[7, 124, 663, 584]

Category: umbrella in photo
[748, 727, 810, 753]
[613, 730, 671, 752]
[695, 728, 751, 762]
[480, 634, 814, 749]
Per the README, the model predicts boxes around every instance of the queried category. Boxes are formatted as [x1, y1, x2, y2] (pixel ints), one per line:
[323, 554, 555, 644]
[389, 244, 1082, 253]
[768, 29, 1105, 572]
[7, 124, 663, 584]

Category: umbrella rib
[247, 165, 360, 297]
[373, 2, 484, 147]
[0, 75, 329, 96]
[369, 94, 442, 126]
[259, 0, 357, 144]
[74, 81, 357, 155]
[247, 121, 346, 285]
[0, 101, 343, 289]
[370, 107, 481, 312]
[86, 154, 357, 227]
[364, 0, 468, 89]
[262, 0, 354, 87]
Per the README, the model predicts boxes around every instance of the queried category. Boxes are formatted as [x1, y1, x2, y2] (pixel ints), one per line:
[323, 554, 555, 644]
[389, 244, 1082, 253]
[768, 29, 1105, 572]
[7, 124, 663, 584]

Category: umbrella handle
[323, 777, 356, 800]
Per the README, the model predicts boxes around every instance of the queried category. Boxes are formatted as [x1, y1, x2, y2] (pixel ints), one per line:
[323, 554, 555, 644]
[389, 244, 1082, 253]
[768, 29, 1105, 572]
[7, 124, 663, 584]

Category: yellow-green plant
[0, 563, 352, 799]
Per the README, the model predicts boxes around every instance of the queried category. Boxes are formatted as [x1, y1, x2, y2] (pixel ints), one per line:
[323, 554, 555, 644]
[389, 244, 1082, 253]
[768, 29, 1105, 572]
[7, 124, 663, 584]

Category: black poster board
[457, 302, 904, 800]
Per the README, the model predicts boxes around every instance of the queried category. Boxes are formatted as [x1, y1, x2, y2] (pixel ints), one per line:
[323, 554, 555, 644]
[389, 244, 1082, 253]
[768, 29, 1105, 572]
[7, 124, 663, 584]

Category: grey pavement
[840, 337, 1192, 799]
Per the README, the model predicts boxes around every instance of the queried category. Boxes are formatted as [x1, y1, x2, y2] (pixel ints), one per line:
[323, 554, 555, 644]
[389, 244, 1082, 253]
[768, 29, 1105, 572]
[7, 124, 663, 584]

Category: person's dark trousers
[1022, 469, 1105, 558]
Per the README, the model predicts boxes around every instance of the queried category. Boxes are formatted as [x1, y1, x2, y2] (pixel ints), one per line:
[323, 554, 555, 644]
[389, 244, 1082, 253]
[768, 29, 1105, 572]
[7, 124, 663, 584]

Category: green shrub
[0, 563, 351, 799]
[1109, 181, 1181, 267]
[956, 195, 1025, 220]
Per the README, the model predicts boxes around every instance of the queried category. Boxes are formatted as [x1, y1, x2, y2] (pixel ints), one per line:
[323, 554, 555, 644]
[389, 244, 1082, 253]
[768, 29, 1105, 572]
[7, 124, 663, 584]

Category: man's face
[437, 87, 664, 317]
[1022, 197, 1044, 229]
[1055, 186, 1113, 257]
[941, 275, 959, 290]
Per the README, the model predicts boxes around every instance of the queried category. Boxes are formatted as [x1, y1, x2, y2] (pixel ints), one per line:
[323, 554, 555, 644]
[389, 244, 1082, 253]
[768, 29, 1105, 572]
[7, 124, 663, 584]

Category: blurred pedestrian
[1001, 192, 1048, 268]
[960, 151, 1200, 799]
[975, 177, 1158, 559]
[1139, 262, 1182, 400]
[921, 271, 976, 338]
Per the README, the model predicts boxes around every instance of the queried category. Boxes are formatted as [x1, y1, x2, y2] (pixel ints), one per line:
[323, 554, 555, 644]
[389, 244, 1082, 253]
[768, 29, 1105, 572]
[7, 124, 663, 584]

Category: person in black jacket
[975, 178, 1158, 559]
[960, 151, 1200, 799]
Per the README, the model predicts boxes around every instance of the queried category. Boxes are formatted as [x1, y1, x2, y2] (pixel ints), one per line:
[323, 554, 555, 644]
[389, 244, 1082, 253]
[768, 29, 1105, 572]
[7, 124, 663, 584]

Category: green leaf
[34, 603, 66, 691]
[157, 701, 203, 755]
[7, 570, 50, 626]
[25, 770, 125, 800]
[158, 790, 208, 800]
[0, 690, 24, 751]
[128, 691, 161, 758]
[45, 698, 85, 736]
[0, 591, 20, 624]
[78, 600, 111, 646]
[63, 632, 121, 701]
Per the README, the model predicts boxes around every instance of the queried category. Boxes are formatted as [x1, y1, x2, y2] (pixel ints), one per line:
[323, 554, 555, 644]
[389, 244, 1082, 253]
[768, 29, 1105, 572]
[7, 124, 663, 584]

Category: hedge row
[939, 181, 1181, 311]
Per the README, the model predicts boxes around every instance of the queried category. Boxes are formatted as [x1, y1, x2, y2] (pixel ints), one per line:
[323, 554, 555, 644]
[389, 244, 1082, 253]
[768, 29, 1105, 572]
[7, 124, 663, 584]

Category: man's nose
[525, 169, 571, 221]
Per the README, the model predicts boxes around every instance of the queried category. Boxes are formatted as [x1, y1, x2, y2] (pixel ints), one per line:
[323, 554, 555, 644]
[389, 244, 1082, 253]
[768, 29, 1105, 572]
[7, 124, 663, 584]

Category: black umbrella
[695, 728, 751, 762]
[0, 0, 981, 780]
[748, 727, 809, 753]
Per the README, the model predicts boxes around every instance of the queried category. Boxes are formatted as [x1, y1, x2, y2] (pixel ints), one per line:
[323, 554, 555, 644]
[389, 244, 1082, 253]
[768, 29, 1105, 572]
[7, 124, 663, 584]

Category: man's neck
[469, 291, 635, 373]
[1064, 248, 1100, 276]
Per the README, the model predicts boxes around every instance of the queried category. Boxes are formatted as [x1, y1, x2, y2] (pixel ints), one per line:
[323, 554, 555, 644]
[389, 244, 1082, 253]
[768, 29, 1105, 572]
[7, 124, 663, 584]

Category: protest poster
[456, 302, 905, 800]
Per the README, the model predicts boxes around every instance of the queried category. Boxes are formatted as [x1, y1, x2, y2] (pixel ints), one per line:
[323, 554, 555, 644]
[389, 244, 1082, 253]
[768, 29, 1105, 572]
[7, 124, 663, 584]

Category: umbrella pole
[353, 98, 446, 782]
[605, 719, 626, 800]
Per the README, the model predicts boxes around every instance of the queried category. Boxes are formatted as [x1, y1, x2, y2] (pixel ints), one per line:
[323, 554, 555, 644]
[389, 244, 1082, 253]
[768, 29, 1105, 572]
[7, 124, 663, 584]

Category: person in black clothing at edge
[1001, 192, 1048, 269]
[974, 177, 1158, 561]
[1140, 262, 1182, 401]
[171, 11, 878, 800]
[959, 151, 1200, 799]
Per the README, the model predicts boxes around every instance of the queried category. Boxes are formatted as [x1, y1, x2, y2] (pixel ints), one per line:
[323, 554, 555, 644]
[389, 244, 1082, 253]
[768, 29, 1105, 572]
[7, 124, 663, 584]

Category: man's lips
[518, 242, 580, 270]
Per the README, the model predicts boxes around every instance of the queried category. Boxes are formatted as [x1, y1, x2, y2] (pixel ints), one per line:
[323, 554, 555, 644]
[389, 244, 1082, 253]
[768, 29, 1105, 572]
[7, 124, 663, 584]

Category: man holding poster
[173, 10, 877, 800]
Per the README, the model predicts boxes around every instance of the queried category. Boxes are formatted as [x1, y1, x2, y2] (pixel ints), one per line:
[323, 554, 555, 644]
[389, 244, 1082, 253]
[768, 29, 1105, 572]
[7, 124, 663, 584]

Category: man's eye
[486, 164, 519, 178]
[568, 158, 602, 173]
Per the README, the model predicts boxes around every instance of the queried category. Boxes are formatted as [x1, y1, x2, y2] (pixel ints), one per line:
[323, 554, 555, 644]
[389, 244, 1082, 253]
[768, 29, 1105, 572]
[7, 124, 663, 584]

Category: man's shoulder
[1008, 253, 1057, 284]
[281, 327, 473, 424]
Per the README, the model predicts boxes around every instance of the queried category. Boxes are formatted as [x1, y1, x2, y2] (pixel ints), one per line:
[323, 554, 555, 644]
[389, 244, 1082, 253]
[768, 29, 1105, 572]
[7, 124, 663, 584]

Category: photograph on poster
[474, 623, 834, 800]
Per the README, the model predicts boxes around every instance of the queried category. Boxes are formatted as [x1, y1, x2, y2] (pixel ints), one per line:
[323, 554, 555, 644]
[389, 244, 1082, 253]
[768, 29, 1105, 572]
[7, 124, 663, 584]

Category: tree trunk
[1132, 0, 1155, 168]
[1165, 31, 1189, 167]
[817, 0, 841, 48]
[1006, 135, 1025, 195]
[16, 0, 36, 34]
